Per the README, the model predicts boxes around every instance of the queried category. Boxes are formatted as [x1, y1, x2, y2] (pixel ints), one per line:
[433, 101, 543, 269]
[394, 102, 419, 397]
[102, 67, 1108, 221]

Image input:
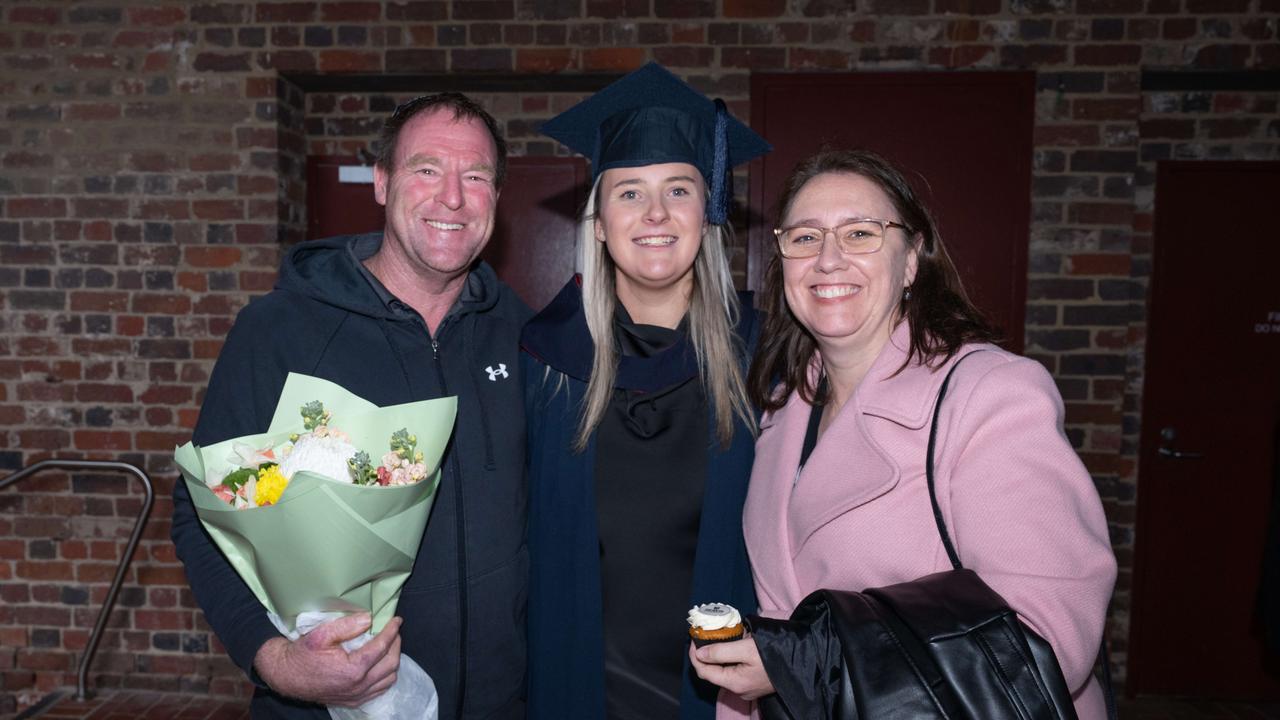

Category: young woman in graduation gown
[520, 64, 771, 720]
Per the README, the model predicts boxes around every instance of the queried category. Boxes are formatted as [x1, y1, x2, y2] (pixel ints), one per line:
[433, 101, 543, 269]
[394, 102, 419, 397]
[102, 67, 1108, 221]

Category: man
[171, 93, 531, 719]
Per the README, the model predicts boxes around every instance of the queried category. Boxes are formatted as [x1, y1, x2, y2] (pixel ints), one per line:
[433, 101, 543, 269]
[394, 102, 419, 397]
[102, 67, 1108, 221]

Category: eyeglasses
[773, 219, 910, 259]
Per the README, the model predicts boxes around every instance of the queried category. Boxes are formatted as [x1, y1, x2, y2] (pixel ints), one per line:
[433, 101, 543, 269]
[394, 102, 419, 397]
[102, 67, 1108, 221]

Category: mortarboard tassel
[709, 99, 730, 225]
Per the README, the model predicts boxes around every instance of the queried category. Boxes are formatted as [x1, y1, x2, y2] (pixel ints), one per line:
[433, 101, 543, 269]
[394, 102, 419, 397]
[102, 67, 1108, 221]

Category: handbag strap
[925, 351, 979, 571]
[924, 349, 1118, 720]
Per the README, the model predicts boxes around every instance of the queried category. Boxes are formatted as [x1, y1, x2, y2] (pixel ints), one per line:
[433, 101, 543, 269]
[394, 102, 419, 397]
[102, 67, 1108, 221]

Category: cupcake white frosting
[687, 602, 741, 630]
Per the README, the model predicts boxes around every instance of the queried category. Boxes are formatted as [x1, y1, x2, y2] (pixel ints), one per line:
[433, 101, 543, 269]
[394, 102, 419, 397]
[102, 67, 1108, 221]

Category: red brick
[138, 200, 190, 220]
[653, 46, 714, 67]
[68, 53, 120, 70]
[6, 197, 67, 218]
[255, 2, 317, 22]
[943, 19, 982, 42]
[136, 431, 192, 451]
[936, 0, 1001, 12]
[1202, 117, 1261, 139]
[1066, 402, 1119, 425]
[1193, 44, 1251, 69]
[1068, 202, 1133, 225]
[655, 0, 714, 16]
[1077, 0, 1142, 10]
[136, 566, 190, 585]
[1162, 17, 1196, 40]
[16, 561, 73, 581]
[0, 540, 24, 558]
[127, 6, 186, 25]
[129, 152, 179, 172]
[235, 223, 275, 243]
[17, 649, 73, 672]
[1139, 118, 1195, 139]
[318, 50, 381, 72]
[515, 48, 577, 73]
[9, 6, 60, 24]
[0, 405, 24, 424]
[928, 45, 995, 68]
[723, 46, 789, 70]
[672, 23, 704, 43]
[723, 0, 786, 16]
[193, 294, 240, 315]
[143, 50, 172, 71]
[132, 293, 192, 314]
[73, 338, 132, 356]
[17, 382, 74, 403]
[1186, 0, 1249, 10]
[239, 271, 277, 292]
[238, 175, 277, 194]
[66, 102, 122, 121]
[1068, 253, 1130, 276]
[320, 2, 382, 21]
[1095, 330, 1128, 350]
[189, 153, 237, 172]
[75, 383, 134, 403]
[1074, 44, 1142, 66]
[789, 48, 850, 70]
[73, 197, 129, 218]
[191, 200, 244, 221]
[245, 76, 277, 98]
[194, 340, 225, 360]
[257, 49, 317, 72]
[73, 430, 133, 451]
[4, 151, 53, 168]
[70, 291, 129, 312]
[139, 385, 193, 404]
[582, 47, 647, 70]
[453, 1, 515, 19]
[53, 220, 80, 241]
[1072, 98, 1139, 121]
[75, 562, 121, 583]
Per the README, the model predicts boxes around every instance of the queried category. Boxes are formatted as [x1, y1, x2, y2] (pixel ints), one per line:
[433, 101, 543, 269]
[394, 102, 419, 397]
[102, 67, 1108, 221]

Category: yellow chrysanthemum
[255, 465, 289, 507]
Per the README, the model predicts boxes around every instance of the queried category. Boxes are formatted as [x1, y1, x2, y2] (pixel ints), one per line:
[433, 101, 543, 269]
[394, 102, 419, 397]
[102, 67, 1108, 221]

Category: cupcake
[687, 602, 744, 647]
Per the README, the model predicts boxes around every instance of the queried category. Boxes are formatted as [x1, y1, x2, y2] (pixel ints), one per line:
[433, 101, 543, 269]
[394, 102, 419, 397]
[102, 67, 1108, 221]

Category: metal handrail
[1, 459, 154, 701]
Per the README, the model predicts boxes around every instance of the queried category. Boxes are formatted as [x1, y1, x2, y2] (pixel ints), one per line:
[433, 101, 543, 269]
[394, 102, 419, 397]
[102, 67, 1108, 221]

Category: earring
[903, 286, 912, 301]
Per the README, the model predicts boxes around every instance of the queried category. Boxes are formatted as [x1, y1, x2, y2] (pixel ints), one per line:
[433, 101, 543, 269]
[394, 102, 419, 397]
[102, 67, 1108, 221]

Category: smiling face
[594, 162, 706, 306]
[373, 108, 500, 288]
[780, 171, 919, 359]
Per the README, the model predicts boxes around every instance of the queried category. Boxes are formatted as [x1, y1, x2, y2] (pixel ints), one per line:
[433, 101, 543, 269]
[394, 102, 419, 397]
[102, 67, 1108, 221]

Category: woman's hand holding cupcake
[688, 635, 775, 702]
[687, 603, 775, 702]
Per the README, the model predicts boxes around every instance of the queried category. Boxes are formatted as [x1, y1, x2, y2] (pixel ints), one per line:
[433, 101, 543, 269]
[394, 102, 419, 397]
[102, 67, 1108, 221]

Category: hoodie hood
[276, 232, 503, 321]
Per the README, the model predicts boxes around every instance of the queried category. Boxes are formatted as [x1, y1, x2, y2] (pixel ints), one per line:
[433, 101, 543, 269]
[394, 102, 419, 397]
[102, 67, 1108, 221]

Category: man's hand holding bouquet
[175, 373, 456, 720]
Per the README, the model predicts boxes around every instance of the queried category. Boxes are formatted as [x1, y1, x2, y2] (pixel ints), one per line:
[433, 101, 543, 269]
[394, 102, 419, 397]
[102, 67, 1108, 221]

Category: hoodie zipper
[428, 328, 467, 719]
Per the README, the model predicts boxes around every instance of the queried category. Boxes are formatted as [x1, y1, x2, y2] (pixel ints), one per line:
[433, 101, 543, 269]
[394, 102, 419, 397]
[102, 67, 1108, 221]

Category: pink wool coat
[734, 325, 1117, 719]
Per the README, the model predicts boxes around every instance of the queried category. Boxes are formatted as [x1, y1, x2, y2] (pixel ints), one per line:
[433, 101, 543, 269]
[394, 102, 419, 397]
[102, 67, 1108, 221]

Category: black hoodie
[172, 234, 532, 719]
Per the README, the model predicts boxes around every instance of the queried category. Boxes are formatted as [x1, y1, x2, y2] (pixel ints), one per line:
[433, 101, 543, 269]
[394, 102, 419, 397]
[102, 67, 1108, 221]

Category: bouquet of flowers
[175, 372, 456, 720]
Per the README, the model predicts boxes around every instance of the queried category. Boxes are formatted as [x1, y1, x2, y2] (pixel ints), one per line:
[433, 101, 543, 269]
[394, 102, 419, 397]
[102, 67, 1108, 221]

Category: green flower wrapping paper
[174, 372, 457, 634]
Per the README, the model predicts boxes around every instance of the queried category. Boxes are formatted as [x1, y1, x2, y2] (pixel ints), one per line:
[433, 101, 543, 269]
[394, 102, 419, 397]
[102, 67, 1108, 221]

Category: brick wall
[1, 0, 1277, 712]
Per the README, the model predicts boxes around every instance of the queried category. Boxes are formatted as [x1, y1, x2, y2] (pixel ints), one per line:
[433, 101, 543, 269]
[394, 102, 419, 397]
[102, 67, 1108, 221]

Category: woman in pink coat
[691, 149, 1116, 718]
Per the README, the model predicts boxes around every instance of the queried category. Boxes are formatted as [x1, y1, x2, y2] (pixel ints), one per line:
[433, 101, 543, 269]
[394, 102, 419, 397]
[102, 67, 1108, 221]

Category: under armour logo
[485, 364, 509, 381]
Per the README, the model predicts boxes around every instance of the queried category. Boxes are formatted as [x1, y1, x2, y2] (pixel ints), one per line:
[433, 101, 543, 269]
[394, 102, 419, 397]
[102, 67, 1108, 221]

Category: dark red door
[748, 72, 1034, 351]
[306, 155, 587, 311]
[1129, 161, 1280, 698]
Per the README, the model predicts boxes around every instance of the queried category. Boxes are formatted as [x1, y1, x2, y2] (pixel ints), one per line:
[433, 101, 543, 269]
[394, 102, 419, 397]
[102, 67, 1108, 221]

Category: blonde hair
[574, 177, 755, 451]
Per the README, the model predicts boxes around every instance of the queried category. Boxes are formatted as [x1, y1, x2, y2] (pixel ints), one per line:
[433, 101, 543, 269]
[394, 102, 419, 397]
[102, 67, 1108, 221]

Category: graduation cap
[540, 63, 771, 225]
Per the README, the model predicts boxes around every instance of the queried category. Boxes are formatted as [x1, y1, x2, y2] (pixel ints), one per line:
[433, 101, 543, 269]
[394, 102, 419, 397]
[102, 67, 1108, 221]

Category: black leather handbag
[751, 354, 1106, 720]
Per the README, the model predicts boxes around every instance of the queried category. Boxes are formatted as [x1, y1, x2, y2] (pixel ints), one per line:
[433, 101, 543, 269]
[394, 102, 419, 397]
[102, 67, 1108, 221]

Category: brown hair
[375, 92, 508, 189]
[747, 148, 999, 412]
